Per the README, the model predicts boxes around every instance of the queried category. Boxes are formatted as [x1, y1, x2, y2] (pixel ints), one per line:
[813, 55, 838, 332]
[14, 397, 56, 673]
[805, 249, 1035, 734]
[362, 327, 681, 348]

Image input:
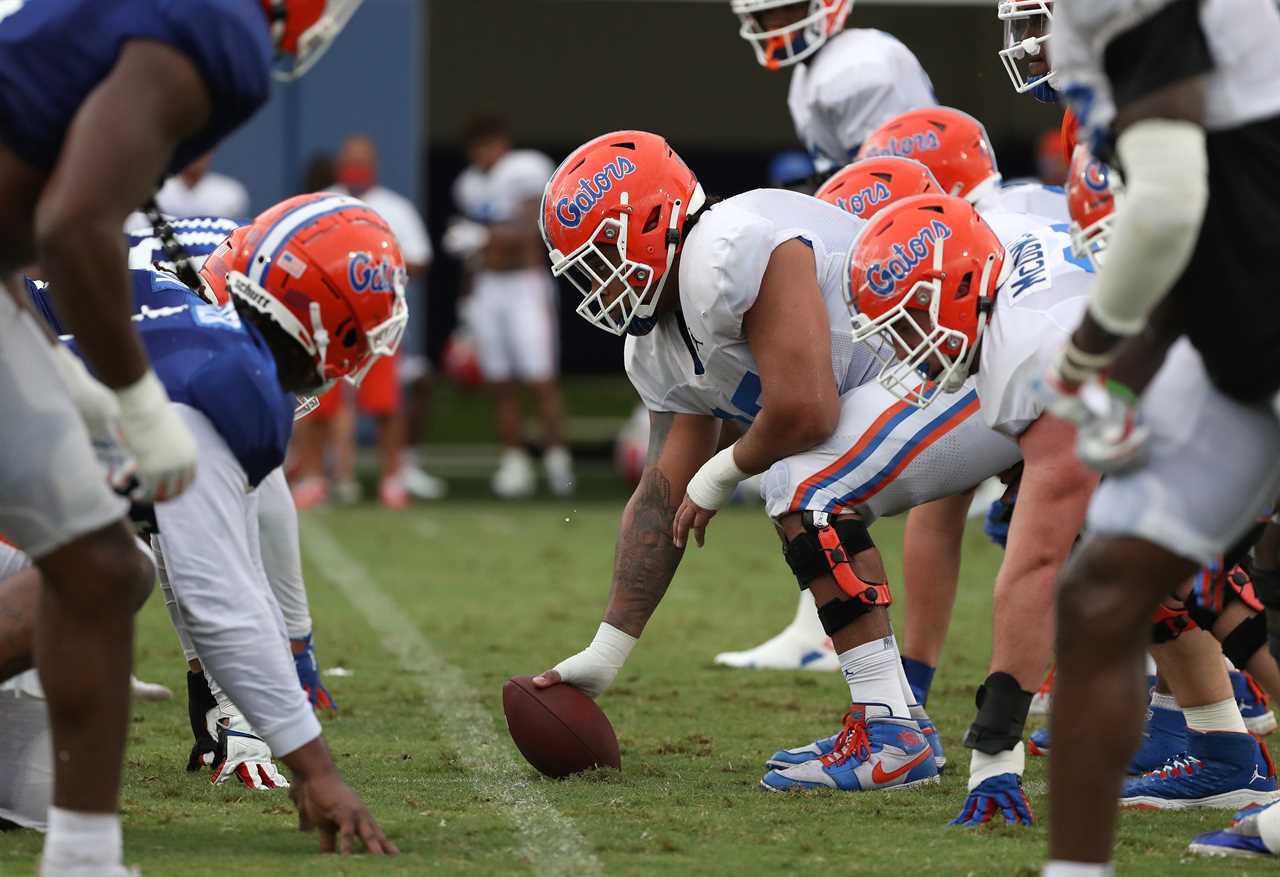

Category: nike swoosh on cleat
[871, 748, 932, 784]
[799, 651, 824, 666]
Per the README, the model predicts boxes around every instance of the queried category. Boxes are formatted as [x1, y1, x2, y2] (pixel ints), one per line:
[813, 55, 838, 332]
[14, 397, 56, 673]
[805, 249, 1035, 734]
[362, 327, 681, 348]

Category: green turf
[1, 500, 1273, 875]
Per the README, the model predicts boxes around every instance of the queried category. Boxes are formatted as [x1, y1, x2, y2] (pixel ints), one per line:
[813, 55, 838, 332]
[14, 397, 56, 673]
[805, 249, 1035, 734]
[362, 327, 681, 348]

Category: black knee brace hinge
[962, 672, 1033, 755]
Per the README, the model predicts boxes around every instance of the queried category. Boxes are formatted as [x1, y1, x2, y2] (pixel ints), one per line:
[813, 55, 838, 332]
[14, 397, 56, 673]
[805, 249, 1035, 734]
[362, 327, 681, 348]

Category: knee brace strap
[782, 511, 886, 604]
[1251, 563, 1280, 611]
[1188, 565, 1264, 630]
[963, 672, 1033, 755]
[1222, 612, 1268, 668]
[1152, 603, 1196, 644]
[815, 597, 871, 637]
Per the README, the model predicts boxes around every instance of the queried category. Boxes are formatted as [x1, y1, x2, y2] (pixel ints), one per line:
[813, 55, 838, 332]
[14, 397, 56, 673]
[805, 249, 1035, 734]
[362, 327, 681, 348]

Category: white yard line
[302, 520, 603, 877]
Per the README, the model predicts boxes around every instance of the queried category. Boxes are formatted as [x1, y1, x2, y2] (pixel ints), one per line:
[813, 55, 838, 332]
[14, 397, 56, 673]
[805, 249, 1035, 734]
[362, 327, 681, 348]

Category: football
[502, 676, 621, 778]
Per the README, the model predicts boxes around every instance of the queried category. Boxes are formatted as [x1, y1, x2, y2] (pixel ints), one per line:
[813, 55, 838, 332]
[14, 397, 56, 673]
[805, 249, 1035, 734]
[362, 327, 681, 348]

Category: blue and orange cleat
[1189, 799, 1280, 858]
[761, 705, 939, 792]
[1027, 727, 1050, 756]
[1121, 731, 1280, 810]
[1129, 701, 1188, 774]
[912, 706, 946, 773]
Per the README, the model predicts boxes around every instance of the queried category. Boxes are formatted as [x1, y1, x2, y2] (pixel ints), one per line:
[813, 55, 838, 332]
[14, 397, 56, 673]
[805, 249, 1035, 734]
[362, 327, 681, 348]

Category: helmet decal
[555, 156, 638, 229]
[865, 220, 952, 297]
[863, 132, 942, 159]
[834, 181, 892, 216]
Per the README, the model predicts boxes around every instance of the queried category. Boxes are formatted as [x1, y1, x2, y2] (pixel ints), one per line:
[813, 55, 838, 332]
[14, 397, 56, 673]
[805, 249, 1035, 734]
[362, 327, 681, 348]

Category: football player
[0, 3, 360, 873]
[729, 0, 935, 179]
[25, 193, 402, 858]
[1038, 0, 1280, 871]
[447, 116, 574, 499]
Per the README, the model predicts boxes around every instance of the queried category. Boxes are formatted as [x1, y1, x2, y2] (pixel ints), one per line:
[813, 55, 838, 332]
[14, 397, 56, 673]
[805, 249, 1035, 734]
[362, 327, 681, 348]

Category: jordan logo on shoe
[870, 748, 931, 784]
[1250, 766, 1267, 785]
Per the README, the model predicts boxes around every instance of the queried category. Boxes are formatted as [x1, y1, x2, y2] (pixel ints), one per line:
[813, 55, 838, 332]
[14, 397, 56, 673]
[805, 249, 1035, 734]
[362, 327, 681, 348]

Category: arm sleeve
[255, 468, 312, 640]
[153, 407, 320, 757]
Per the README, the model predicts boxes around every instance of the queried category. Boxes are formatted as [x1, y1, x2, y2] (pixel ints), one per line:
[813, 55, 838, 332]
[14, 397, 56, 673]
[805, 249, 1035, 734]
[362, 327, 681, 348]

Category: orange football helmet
[200, 192, 407, 392]
[1065, 145, 1123, 272]
[815, 157, 944, 219]
[731, 0, 853, 70]
[261, 0, 364, 80]
[539, 131, 705, 336]
[858, 108, 1001, 203]
[848, 194, 1005, 406]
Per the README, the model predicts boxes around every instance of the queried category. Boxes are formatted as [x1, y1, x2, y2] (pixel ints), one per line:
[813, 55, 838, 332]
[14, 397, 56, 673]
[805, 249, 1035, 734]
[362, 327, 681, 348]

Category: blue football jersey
[0, 0, 271, 173]
[27, 267, 293, 488]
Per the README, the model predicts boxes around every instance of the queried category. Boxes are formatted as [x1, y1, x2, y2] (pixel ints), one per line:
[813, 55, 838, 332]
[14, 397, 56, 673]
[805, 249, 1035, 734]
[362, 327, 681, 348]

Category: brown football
[502, 675, 620, 778]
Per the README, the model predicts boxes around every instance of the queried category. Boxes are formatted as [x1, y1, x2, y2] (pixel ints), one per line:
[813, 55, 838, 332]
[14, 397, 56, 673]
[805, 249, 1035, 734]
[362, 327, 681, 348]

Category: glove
[442, 219, 491, 258]
[983, 492, 1016, 549]
[115, 370, 198, 502]
[49, 342, 120, 442]
[294, 633, 338, 712]
[533, 622, 637, 699]
[950, 773, 1034, 826]
[1074, 380, 1148, 474]
[210, 710, 290, 791]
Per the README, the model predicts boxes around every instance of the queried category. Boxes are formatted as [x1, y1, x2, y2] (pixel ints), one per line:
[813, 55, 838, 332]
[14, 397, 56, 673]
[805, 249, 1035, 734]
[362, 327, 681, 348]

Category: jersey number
[712, 372, 762, 425]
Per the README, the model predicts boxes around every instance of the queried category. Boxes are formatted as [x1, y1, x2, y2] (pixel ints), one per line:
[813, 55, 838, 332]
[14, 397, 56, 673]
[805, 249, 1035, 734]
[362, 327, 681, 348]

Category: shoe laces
[1143, 752, 1201, 780]
[820, 710, 871, 768]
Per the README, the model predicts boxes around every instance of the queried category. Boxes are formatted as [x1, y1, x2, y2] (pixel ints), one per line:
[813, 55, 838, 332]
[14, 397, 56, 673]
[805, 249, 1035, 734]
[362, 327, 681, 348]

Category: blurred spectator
[446, 116, 573, 498]
[300, 153, 336, 193]
[291, 134, 443, 509]
[154, 150, 250, 219]
[1036, 128, 1068, 186]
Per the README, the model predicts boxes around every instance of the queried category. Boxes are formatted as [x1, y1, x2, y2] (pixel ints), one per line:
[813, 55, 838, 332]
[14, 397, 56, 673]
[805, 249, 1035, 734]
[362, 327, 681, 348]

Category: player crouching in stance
[27, 193, 402, 855]
[531, 130, 945, 792]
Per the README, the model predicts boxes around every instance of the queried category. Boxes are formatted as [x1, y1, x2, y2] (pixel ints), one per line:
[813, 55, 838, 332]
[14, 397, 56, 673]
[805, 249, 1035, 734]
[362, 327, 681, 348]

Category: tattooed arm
[533, 410, 720, 695]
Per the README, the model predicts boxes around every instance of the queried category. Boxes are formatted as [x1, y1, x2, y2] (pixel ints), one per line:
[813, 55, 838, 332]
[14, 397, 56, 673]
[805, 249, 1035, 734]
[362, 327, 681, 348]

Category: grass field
[1, 491, 1274, 876]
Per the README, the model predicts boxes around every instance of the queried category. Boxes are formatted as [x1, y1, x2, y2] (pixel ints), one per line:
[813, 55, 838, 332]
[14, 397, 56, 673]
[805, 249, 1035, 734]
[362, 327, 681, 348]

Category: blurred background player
[291, 133, 444, 508]
[447, 116, 574, 498]
[154, 150, 250, 220]
[730, 0, 935, 177]
[0, 2, 362, 874]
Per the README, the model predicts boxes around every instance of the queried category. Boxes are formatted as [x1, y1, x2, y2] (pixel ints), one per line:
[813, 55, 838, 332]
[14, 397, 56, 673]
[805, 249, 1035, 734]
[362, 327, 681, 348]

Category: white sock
[838, 636, 910, 719]
[889, 633, 921, 709]
[789, 590, 828, 643]
[1149, 691, 1179, 711]
[1183, 697, 1248, 734]
[1042, 862, 1114, 877]
[42, 807, 123, 871]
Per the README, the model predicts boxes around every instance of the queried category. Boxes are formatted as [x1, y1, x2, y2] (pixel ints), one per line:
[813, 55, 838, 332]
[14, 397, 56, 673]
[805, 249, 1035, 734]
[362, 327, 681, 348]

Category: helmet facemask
[997, 1, 1055, 95]
[731, 0, 845, 70]
[270, 0, 366, 81]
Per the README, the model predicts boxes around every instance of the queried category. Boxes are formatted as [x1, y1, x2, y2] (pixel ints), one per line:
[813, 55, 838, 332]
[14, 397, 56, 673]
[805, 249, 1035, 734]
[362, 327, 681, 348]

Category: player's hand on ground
[290, 770, 397, 856]
[211, 722, 290, 790]
[949, 773, 1034, 827]
[673, 496, 717, 548]
[115, 370, 198, 501]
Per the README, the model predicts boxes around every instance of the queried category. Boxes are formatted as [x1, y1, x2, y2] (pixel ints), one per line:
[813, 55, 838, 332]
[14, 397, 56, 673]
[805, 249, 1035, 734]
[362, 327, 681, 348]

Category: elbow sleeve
[1086, 118, 1208, 337]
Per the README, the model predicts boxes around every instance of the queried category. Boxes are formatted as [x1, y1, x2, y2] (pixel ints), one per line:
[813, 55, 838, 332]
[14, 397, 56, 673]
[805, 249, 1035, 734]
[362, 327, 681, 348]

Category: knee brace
[782, 511, 889, 637]
[962, 671, 1033, 755]
[1151, 603, 1196, 644]
[1187, 565, 1264, 631]
[1221, 612, 1268, 668]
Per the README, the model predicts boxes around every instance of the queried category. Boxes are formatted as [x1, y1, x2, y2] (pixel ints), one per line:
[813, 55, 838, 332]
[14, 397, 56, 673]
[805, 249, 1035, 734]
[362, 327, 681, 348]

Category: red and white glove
[209, 708, 290, 791]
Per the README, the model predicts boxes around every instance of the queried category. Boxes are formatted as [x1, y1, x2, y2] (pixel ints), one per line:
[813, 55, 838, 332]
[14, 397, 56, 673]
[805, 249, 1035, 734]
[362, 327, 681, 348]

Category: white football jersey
[453, 149, 555, 224]
[1052, 0, 1280, 144]
[976, 220, 1093, 438]
[978, 182, 1070, 224]
[624, 189, 879, 422]
[788, 29, 936, 173]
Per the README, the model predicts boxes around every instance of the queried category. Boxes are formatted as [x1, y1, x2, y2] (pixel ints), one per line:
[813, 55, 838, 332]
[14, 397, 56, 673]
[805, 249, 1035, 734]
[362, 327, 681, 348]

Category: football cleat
[1129, 702, 1189, 775]
[760, 706, 939, 792]
[950, 772, 1035, 826]
[129, 674, 173, 702]
[714, 627, 839, 672]
[1233, 670, 1277, 736]
[1120, 731, 1280, 810]
[492, 448, 536, 499]
[1027, 727, 1050, 757]
[1189, 800, 1280, 858]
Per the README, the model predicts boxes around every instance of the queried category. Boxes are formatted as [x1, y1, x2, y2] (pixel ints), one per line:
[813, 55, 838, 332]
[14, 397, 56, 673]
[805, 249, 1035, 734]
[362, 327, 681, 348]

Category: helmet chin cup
[626, 315, 658, 337]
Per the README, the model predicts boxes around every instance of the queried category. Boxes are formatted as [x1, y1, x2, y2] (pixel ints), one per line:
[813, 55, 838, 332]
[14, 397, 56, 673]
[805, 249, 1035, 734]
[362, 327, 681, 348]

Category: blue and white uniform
[0, 0, 271, 173]
[27, 267, 320, 758]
